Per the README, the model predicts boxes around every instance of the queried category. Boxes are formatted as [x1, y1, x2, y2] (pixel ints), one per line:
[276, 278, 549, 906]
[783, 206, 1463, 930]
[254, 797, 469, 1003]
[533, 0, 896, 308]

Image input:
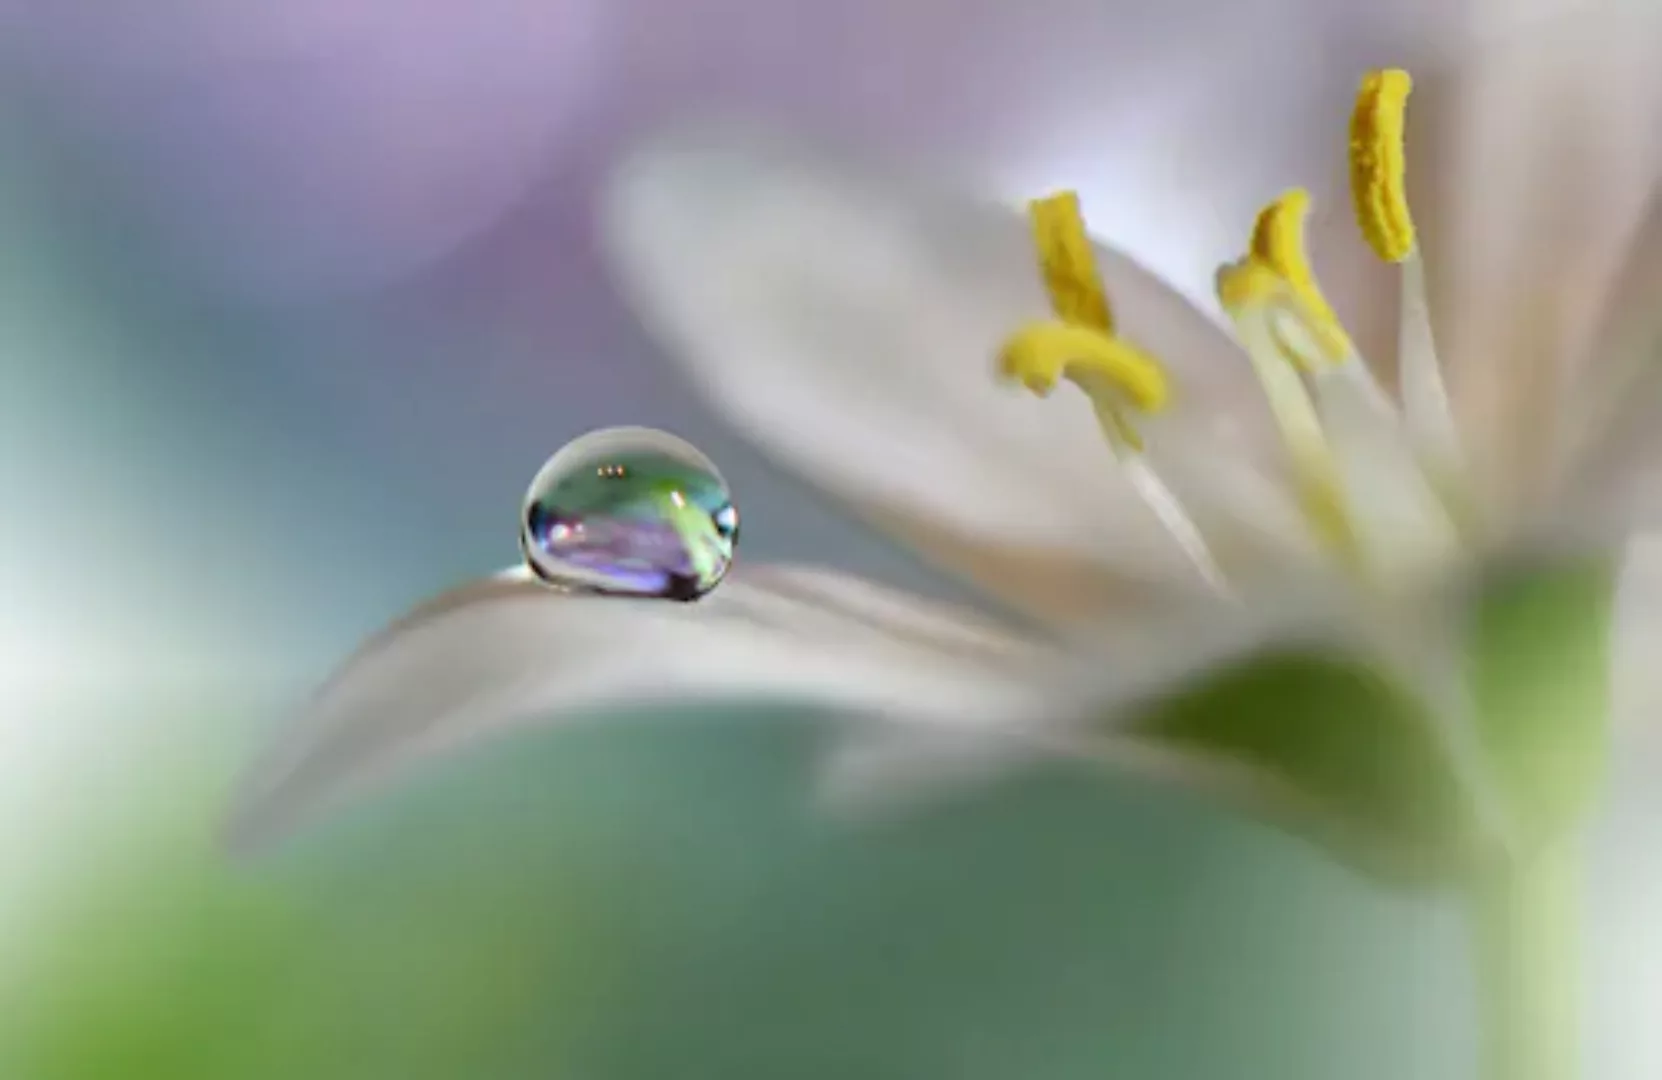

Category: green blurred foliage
[1470, 557, 1617, 847]
[1132, 558, 1618, 886]
[1130, 650, 1473, 884]
[0, 705, 1473, 1080]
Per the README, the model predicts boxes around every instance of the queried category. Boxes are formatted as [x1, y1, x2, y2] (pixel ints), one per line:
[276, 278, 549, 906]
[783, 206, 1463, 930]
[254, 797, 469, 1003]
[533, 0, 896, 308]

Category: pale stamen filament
[1236, 178, 1462, 578]
[1088, 386, 1232, 595]
[1216, 260, 1360, 569]
[999, 192, 1232, 595]
[1350, 69, 1468, 524]
[1297, 308, 1463, 580]
[1348, 68, 1516, 854]
[1227, 243, 1514, 848]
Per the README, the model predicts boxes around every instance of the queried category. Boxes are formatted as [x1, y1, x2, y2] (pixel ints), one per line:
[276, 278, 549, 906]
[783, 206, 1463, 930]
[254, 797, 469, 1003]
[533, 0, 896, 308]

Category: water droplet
[519, 426, 739, 600]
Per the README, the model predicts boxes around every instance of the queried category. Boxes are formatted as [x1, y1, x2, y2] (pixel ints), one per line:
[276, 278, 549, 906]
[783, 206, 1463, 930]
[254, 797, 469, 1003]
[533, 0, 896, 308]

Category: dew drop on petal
[519, 426, 739, 601]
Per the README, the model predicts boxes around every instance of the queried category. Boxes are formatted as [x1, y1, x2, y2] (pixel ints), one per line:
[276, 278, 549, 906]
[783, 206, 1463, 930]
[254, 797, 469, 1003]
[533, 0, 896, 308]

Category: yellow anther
[1349, 69, 1464, 523]
[1349, 68, 1416, 263]
[1247, 189, 1353, 365]
[998, 323, 1170, 411]
[1007, 190, 1226, 590]
[1029, 191, 1114, 331]
[1004, 189, 1171, 452]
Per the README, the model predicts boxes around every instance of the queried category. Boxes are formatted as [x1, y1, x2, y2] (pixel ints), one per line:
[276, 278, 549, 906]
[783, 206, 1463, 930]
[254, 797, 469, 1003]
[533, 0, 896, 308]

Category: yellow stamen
[1002, 190, 1227, 592]
[1028, 191, 1115, 330]
[998, 190, 1170, 451]
[1248, 189, 1353, 365]
[1215, 260, 1358, 564]
[1349, 68, 1466, 521]
[998, 325, 1168, 411]
[1349, 69, 1416, 264]
[1221, 260, 1460, 580]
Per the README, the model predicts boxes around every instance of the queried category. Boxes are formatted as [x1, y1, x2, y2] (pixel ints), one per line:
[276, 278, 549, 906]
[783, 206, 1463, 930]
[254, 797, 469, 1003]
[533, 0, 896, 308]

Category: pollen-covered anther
[1248, 189, 1354, 365]
[1350, 69, 1416, 263]
[1028, 191, 1116, 330]
[1348, 66, 1464, 508]
[1000, 186, 1228, 593]
[997, 324, 1169, 412]
[999, 188, 1170, 430]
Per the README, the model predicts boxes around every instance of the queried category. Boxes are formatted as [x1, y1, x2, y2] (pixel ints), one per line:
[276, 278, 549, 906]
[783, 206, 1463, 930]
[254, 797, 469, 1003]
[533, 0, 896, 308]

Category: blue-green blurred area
[0, 112, 431, 687]
[1, 696, 1475, 1080]
[0, 85, 923, 693]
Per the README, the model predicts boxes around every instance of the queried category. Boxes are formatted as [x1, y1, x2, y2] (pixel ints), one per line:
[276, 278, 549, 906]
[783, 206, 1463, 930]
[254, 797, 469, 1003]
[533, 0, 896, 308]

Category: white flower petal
[227, 563, 1056, 851]
[1062, 576, 1387, 709]
[601, 121, 1304, 625]
[1541, 191, 1662, 537]
[1417, 0, 1662, 514]
[811, 580, 1383, 826]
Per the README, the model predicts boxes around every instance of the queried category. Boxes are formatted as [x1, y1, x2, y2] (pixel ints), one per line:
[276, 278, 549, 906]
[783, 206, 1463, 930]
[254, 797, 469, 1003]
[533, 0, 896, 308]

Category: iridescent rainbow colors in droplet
[520, 426, 738, 600]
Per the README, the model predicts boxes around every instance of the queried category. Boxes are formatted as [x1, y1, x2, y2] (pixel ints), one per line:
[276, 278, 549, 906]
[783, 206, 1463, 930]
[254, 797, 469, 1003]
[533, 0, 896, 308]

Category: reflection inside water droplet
[519, 426, 739, 600]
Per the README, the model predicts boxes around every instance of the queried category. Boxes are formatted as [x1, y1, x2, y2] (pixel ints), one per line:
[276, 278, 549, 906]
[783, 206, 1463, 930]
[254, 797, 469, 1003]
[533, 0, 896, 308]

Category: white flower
[229, 5, 1662, 885]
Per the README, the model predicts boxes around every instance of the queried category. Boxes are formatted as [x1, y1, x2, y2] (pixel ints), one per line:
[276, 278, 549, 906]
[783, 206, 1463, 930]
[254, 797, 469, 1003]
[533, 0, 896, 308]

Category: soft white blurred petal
[1065, 573, 1410, 707]
[810, 557, 1426, 823]
[1612, 536, 1662, 735]
[602, 122, 1311, 626]
[228, 563, 1061, 850]
[812, 592, 1376, 831]
[1538, 183, 1662, 539]
[1416, 0, 1662, 515]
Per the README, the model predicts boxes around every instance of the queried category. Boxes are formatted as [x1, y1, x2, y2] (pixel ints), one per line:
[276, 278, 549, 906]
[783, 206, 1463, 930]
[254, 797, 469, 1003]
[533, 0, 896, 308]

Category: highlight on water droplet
[519, 426, 739, 601]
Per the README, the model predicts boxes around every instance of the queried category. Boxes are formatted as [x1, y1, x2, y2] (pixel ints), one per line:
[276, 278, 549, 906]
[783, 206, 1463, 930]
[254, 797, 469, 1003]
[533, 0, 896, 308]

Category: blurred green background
[2, 698, 1475, 1080]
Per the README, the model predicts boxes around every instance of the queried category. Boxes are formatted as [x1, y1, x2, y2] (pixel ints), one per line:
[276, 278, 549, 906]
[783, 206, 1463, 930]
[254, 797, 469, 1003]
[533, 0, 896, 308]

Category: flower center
[998, 69, 1471, 592]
